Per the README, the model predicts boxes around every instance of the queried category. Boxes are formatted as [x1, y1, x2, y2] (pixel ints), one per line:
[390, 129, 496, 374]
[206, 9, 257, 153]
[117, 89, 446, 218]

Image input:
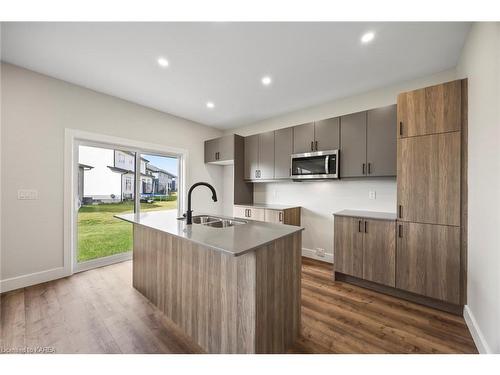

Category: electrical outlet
[369, 190, 376, 200]
[17, 189, 38, 200]
[315, 248, 326, 257]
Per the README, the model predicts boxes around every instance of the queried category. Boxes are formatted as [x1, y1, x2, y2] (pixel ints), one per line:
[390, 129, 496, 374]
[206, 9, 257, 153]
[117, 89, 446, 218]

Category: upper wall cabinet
[366, 105, 397, 177]
[292, 122, 315, 153]
[340, 105, 397, 178]
[244, 131, 275, 180]
[205, 135, 235, 164]
[397, 80, 461, 138]
[292, 118, 340, 154]
[274, 127, 293, 179]
[340, 111, 367, 178]
[314, 117, 340, 151]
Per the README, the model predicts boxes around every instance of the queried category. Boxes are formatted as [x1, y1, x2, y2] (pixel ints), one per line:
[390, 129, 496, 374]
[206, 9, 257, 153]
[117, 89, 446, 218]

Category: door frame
[64, 128, 188, 275]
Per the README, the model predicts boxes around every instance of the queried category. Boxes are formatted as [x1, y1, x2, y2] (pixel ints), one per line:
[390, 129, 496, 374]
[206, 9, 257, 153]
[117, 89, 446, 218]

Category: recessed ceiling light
[157, 57, 169, 67]
[261, 76, 272, 86]
[361, 32, 375, 44]
[206, 101, 215, 109]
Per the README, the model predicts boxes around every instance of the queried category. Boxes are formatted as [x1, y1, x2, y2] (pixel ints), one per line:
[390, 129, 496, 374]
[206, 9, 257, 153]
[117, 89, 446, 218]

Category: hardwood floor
[0, 258, 477, 354]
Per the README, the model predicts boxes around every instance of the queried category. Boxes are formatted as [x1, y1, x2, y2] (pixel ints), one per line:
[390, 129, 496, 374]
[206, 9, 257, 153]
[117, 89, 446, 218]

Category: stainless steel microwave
[291, 150, 339, 180]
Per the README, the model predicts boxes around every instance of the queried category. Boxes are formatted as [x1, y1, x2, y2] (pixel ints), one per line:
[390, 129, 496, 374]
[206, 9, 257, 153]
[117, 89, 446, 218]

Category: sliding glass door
[74, 142, 180, 272]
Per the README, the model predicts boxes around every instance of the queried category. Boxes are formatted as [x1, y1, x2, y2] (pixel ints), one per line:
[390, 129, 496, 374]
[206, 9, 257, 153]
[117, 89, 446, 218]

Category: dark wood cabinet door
[362, 219, 396, 287]
[314, 117, 340, 151]
[397, 88, 425, 139]
[259, 131, 275, 179]
[398, 81, 461, 138]
[204, 138, 219, 163]
[244, 135, 259, 180]
[397, 132, 460, 226]
[292, 122, 315, 154]
[334, 216, 363, 278]
[339, 111, 367, 178]
[396, 222, 460, 304]
[274, 127, 293, 178]
[367, 105, 397, 176]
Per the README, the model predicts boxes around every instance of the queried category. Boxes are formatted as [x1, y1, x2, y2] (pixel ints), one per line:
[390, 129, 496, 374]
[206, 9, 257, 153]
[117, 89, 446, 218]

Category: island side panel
[132, 224, 256, 353]
[255, 231, 302, 353]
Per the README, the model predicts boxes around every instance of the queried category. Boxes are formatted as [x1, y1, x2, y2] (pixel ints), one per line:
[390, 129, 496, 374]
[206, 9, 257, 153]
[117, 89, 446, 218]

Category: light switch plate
[18, 189, 38, 200]
[369, 191, 376, 200]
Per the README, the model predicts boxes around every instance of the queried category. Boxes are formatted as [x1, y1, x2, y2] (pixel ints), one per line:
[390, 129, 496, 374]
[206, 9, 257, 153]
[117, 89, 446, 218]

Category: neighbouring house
[78, 146, 176, 203]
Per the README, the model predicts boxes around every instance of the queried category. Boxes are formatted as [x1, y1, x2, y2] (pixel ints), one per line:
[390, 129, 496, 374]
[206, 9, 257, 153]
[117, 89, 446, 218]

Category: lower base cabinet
[396, 221, 460, 304]
[234, 205, 301, 226]
[334, 214, 461, 306]
[334, 215, 396, 287]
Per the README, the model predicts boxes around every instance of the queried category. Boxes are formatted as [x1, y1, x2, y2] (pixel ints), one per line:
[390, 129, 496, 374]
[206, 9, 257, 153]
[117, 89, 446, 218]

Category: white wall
[0, 63, 223, 288]
[456, 22, 500, 354]
[225, 69, 457, 262]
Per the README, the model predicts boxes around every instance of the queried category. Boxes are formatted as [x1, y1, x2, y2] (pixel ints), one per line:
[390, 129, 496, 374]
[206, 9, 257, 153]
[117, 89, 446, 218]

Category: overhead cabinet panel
[259, 131, 275, 179]
[398, 80, 461, 138]
[366, 105, 397, 177]
[314, 117, 340, 151]
[274, 127, 293, 179]
[204, 138, 219, 163]
[293, 122, 315, 154]
[396, 222, 461, 304]
[244, 135, 259, 180]
[204, 135, 235, 164]
[397, 132, 461, 226]
[340, 111, 367, 178]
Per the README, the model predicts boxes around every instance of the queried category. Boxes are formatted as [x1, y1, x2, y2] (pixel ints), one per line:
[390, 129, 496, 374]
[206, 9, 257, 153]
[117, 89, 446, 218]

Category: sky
[142, 154, 178, 176]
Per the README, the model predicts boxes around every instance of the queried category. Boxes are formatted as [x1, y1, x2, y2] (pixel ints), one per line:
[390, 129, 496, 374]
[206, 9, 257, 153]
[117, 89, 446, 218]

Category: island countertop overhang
[115, 210, 303, 257]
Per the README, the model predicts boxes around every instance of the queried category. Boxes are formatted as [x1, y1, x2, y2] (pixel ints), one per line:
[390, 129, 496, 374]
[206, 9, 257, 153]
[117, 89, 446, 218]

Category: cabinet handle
[358, 220, 362, 233]
[310, 141, 314, 151]
[364, 221, 367, 233]
[315, 141, 318, 151]
[398, 224, 403, 238]
[248, 209, 251, 218]
[362, 163, 366, 175]
[368, 163, 371, 174]
[398, 205, 403, 219]
[399, 122, 403, 136]
[279, 212, 283, 223]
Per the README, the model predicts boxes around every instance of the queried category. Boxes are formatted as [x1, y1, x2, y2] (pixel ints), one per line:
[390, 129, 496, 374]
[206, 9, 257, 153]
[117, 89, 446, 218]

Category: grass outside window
[77, 195, 177, 262]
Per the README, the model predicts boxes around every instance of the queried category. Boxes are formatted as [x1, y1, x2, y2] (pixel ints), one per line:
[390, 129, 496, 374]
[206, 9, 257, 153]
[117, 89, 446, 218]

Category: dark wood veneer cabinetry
[396, 222, 461, 304]
[334, 215, 396, 287]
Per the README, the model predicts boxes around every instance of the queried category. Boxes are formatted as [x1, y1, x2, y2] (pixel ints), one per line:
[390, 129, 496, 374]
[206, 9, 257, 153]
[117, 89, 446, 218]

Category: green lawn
[77, 198, 177, 262]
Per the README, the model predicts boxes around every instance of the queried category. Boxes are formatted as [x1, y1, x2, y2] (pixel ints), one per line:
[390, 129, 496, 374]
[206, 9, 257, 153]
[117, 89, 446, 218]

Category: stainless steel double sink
[192, 215, 247, 228]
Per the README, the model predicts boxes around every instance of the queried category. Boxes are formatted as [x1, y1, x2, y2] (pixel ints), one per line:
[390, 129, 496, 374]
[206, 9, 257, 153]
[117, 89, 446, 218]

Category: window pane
[139, 153, 178, 212]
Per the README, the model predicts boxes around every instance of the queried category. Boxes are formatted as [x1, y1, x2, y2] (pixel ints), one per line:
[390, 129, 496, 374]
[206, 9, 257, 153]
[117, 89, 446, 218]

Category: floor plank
[0, 258, 477, 354]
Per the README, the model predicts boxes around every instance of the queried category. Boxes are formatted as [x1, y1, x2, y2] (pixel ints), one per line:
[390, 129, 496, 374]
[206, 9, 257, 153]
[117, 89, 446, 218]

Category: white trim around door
[64, 128, 189, 276]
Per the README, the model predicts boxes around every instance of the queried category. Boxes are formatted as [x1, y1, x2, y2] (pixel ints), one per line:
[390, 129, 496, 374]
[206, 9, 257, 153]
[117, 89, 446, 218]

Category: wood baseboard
[334, 272, 464, 316]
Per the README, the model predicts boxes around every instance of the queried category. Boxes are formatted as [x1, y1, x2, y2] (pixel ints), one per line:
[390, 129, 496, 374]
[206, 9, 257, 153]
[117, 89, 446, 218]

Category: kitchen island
[116, 210, 303, 353]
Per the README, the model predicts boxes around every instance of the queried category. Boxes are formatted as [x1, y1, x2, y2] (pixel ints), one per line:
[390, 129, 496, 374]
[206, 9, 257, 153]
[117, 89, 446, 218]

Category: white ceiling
[1, 22, 470, 129]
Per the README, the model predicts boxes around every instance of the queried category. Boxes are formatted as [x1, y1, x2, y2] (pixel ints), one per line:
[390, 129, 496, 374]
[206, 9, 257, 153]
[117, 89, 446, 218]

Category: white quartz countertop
[333, 209, 397, 221]
[234, 203, 300, 210]
[116, 210, 303, 257]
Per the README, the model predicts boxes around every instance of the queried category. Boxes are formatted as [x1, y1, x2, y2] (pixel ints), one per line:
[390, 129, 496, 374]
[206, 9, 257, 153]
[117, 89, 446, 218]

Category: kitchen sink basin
[190, 215, 247, 228]
[204, 219, 247, 228]
[192, 215, 220, 224]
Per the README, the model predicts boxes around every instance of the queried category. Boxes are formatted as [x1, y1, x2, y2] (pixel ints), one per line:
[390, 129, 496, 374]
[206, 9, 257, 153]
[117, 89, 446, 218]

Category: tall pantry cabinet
[396, 79, 467, 306]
